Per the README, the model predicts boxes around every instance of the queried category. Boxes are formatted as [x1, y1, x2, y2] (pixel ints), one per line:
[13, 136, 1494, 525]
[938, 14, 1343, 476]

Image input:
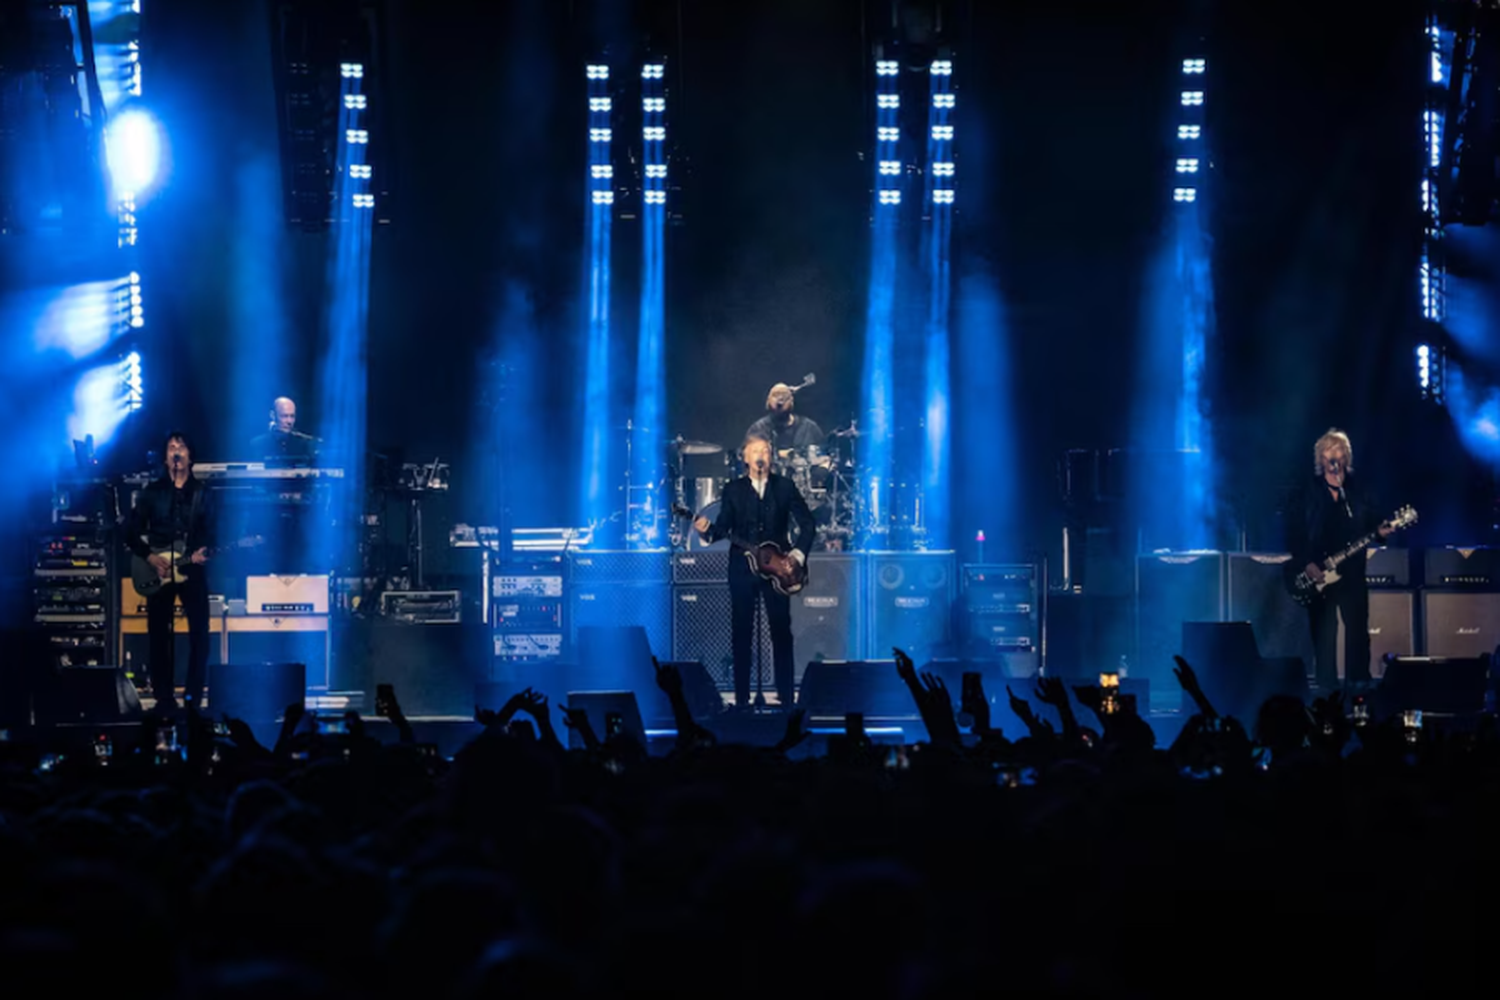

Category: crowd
[0, 649, 1493, 998]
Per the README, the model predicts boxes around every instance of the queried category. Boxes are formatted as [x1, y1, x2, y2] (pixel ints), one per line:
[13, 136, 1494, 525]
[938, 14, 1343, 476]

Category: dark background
[115, 0, 1492, 576]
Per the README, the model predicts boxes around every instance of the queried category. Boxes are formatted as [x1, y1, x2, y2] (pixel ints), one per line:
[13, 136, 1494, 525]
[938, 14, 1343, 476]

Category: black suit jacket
[707, 474, 817, 561]
[125, 475, 217, 562]
[1286, 474, 1384, 581]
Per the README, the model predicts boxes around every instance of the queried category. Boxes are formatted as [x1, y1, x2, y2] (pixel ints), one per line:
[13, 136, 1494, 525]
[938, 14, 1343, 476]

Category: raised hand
[518, 688, 549, 717]
[775, 707, 809, 753]
[1007, 685, 1036, 723]
[1033, 676, 1069, 708]
[476, 706, 500, 728]
[653, 656, 684, 695]
[559, 704, 589, 731]
[893, 648, 917, 684]
[1071, 684, 1105, 715]
[1173, 655, 1217, 719]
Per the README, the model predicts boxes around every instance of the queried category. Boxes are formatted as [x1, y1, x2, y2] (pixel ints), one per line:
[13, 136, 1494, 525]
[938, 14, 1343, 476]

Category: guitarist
[694, 435, 817, 710]
[125, 431, 217, 717]
[1288, 428, 1393, 692]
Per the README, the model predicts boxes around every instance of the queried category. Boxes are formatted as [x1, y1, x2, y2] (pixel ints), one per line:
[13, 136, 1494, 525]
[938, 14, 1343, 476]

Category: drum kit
[619, 427, 928, 553]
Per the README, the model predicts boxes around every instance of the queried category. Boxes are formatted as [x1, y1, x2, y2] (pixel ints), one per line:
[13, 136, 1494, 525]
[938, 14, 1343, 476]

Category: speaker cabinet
[1378, 656, 1490, 715]
[796, 660, 912, 720]
[671, 584, 770, 691]
[226, 616, 328, 689]
[346, 620, 492, 718]
[672, 550, 729, 586]
[1337, 590, 1416, 679]
[1422, 590, 1500, 659]
[1227, 553, 1314, 668]
[568, 550, 671, 584]
[1366, 547, 1411, 588]
[208, 662, 305, 723]
[571, 582, 671, 663]
[866, 552, 956, 663]
[1137, 552, 1224, 683]
[793, 554, 863, 667]
[1424, 547, 1500, 588]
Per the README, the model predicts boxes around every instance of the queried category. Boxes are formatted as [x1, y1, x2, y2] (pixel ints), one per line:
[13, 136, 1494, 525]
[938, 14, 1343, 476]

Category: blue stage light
[104, 108, 161, 196]
[345, 129, 368, 144]
[930, 60, 952, 76]
[590, 97, 612, 112]
[933, 94, 955, 109]
[643, 97, 665, 113]
[643, 126, 665, 141]
[932, 161, 954, 177]
[878, 190, 901, 205]
[931, 125, 953, 141]
[879, 160, 901, 176]
[349, 164, 372, 179]
[878, 126, 900, 142]
[340, 63, 364, 78]
[876, 60, 899, 76]
[1178, 124, 1201, 140]
[1182, 58, 1206, 74]
[592, 165, 615, 179]
[1175, 158, 1200, 173]
[642, 64, 665, 79]
[592, 190, 615, 205]
[644, 164, 666, 179]
[1181, 91, 1204, 106]
[933, 189, 954, 204]
[1172, 187, 1197, 202]
[590, 128, 612, 142]
[344, 94, 367, 109]
[877, 94, 900, 109]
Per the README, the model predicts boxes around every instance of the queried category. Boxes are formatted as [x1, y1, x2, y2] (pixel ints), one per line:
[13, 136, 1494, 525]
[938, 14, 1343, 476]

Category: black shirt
[125, 474, 216, 561]
[250, 429, 317, 463]
[746, 414, 825, 455]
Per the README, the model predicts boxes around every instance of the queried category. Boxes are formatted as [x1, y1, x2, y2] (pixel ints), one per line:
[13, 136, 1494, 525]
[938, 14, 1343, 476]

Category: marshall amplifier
[1424, 547, 1500, 588]
[1422, 590, 1500, 659]
[1364, 547, 1411, 588]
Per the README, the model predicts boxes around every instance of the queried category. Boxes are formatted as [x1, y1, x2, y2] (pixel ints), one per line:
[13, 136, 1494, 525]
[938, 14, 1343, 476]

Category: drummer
[746, 382, 826, 463]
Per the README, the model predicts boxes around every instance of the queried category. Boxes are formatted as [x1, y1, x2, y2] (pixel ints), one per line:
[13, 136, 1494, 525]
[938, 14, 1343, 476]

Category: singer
[249, 396, 318, 462]
[694, 435, 817, 710]
[125, 431, 218, 717]
[1286, 428, 1394, 691]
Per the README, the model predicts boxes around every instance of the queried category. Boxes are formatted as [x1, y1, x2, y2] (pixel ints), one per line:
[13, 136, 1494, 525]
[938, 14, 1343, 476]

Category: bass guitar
[1285, 505, 1417, 607]
[131, 535, 265, 599]
[672, 504, 808, 596]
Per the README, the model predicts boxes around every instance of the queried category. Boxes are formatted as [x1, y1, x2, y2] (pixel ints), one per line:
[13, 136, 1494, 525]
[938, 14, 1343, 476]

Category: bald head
[766, 383, 794, 417]
[272, 397, 297, 433]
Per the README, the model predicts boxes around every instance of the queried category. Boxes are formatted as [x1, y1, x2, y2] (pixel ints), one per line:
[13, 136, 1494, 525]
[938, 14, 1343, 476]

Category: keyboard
[192, 464, 345, 480]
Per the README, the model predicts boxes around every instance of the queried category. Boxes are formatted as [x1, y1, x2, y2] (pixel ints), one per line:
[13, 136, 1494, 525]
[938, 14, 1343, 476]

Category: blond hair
[1312, 428, 1353, 476]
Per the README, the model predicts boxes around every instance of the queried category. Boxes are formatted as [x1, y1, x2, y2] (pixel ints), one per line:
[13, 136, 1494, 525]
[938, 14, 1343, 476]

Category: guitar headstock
[1389, 505, 1418, 529]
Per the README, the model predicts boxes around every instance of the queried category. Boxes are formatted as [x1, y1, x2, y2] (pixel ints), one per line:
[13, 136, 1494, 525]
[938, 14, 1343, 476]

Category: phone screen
[605, 712, 624, 738]
[1099, 672, 1120, 690]
[315, 717, 349, 736]
[375, 684, 395, 717]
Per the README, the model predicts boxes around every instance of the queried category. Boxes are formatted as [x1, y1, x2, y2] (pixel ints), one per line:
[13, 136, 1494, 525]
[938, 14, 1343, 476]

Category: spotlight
[129, 272, 140, 285]
[933, 189, 955, 204]
[1173, 187, 1197, 202]
[1175, 158, 1200, 173]
[879, 160, 901, 176]
[590, 128, 613, 142]
[878, 190, 901, 205]
[586, 65, 610, 80]
[643, 97, 665, 113]
[930, 60, 953, 76]
[931, 125, 954, 141]
[592, 165, 615, 179]
[1178, 125, 1201, 140]
[340, 63, 364, 78]
[349, 164, 372, 179]
[345, 129, 368, 144]
[932, 161, 955, 177]
[352, 193, 374, 208]
[1182, 58, 1206, 74]
[877, 94, 900, 109]
[644, 190, 666, 204]
[1181, 91, 1204, 106]
[104, 108, 162, 196]
[642, 64, 665, 79]
[344, 94, 367, 109]
[592, 190, 614, 205]
[590, 97, 612, 112]
[933, 94, 955, 109]
[643, 126, 665, 141]
[878, 126, 900, 142]
[644, 164, 666, 178]
[876, 60, 899, 76]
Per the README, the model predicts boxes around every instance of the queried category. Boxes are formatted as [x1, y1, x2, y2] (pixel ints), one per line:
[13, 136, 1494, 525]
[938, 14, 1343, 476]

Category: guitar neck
[1327, 529, 1381, 570]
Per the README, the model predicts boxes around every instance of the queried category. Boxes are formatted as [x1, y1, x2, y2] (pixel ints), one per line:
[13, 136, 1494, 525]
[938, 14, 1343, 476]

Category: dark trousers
[729, 561, 794, 707]
[1307, 578, 1371, 687]
[145, 571, 211, 711]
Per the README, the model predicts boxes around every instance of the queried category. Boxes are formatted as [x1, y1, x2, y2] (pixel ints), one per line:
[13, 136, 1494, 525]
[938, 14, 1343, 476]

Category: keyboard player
[249, 396, 318, 463]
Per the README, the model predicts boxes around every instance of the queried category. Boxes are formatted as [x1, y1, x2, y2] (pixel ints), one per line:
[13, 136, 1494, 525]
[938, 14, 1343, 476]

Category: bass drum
[686, 499, 729, 551]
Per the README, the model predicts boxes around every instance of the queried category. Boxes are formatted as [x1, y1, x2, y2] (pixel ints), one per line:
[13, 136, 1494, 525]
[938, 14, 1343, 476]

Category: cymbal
[672, 439, 723, 455]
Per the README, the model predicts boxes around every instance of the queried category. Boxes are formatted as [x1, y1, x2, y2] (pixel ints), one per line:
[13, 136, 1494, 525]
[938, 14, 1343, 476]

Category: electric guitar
[131, 535, 265, 598]
[672, 504, 808, 596]
[1285, 505, 1418, 606]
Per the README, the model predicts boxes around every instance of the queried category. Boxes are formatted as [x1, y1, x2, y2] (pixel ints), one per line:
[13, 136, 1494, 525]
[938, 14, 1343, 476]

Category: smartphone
[212, 721, 231, 737]
[844, 711, 865, 739]
[374, 683, 396, 718]
[605, 712, 624, 739]
[997, 768, 1020, 788]
[38, 753, 60, 772]
[94, 734, 112, 763]
[1099, 672, 1120, 690]
[1402, 709, 1422, 743]
[1351, 696, 1369, 726]
[961, 671, 983, 711]
[315, 717, 349, 736]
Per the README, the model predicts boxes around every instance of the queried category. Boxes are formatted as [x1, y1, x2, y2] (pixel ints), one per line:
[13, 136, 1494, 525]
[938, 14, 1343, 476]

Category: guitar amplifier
[380, 590, 461, 624]
[246, 575, 330, 615]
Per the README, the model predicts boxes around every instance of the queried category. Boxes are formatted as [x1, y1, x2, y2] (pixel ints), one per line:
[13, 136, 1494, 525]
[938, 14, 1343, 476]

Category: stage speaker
[797, 660, 913, 720]
[1182, 621, 1305, 719]
[36, 665, 142, 725]
[1336, 590, 1416, 680]
[207, 662, 304, 723]
[671, 584, 770, 692]
[565, 690, 647, 750]
[1422, 590, 1500, 659]
[867, 552, 956, 663]
[1227, 553, 1314, 668]
[226, 616, 328, 689]
[1377, 656, 1490, 715]
[571, 582, 670, 664]
[1366, 546, 1412, 588]
[793, 553, 863, 669]
[1424, 546, 1500, 588]
[568, 550, 671, 584]
[349, 620, 491, 718]
[1137, 552, 1224, 683]
[672, 550, 729, 586]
